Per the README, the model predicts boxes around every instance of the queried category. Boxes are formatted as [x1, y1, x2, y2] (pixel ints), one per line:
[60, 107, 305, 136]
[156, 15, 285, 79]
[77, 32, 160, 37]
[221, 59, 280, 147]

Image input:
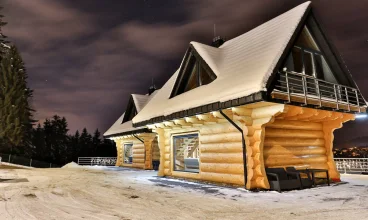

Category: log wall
[200, 123, 244, 185]
[263, 107, 354, 183]
[156, 123, 245, 185]
[114, 138, 144, 168]
[150, 102, 355, 189]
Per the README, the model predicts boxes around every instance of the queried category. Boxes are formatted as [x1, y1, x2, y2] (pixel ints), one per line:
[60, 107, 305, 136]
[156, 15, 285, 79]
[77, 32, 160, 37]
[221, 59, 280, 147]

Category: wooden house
[104, 90, 160, 170]
[131, 2, 366, 189]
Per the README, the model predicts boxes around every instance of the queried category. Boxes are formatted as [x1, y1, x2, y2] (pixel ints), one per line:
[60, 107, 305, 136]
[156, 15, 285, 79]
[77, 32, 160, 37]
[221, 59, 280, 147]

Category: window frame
[123, 143, 133, 164]
[172, 132, 200, 173]
[122, 96, 138, 123]
[170, 46, 217, 98]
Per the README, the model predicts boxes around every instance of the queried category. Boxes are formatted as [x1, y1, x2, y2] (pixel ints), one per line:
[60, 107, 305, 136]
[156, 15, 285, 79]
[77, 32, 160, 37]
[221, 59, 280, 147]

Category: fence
[334, 158, 368, 174]
[0, 153, 60, 168]
[78, 157, 117, 166]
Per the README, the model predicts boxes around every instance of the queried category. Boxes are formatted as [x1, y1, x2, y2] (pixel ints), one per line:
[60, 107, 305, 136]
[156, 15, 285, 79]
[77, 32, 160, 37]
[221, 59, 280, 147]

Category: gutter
[219, 110, 247, 189]
[103, 128, 151, 139]
[132, 134, 144, 143]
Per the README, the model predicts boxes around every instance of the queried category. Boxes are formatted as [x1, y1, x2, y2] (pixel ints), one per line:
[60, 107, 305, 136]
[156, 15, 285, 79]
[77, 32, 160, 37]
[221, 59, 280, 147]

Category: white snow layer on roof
[132, 94, 150, 112]
[104, 90, 159, 137]
[133, 2, 311, 124]
[103, 113, 145, 137]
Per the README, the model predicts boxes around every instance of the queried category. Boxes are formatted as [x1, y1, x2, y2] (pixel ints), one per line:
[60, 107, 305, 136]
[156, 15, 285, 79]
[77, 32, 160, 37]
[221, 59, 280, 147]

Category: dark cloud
[2, 0, 368, 147]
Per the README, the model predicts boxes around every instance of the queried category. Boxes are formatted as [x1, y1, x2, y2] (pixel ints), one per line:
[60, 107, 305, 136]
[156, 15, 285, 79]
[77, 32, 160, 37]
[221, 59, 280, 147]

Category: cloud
[1, 0, 367, 142]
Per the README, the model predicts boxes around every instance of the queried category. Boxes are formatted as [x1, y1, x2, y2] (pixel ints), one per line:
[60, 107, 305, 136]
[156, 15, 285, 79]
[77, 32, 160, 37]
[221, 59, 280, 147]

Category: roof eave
[133, 91, 267, 127]
[103, 127, 152, 139]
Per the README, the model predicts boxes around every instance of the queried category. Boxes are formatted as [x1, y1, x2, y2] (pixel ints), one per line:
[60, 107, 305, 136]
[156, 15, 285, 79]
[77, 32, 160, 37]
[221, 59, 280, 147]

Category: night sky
[2, 0, 368, 147]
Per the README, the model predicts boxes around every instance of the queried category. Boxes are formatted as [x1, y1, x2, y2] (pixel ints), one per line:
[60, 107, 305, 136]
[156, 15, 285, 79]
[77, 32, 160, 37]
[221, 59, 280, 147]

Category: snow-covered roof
[133, 2, 311, 125]
[104, 90, 159, 137]
[132, 94, 151, 112]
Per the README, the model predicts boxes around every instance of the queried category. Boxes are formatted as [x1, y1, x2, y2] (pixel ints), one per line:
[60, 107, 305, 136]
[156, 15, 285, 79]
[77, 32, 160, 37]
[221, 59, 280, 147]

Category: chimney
[148, 84, 157, 95]
[211, 36, 225, 47]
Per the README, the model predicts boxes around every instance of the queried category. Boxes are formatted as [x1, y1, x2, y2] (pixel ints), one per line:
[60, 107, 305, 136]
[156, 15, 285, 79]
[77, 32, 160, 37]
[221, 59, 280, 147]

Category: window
[122, 97, 138, 123]
[295, 26, 320, 51]
[123, 143, 133, 164]
[173, 133, 199, 173]
[283, 26, 338, 84]
[170, 48, 216, 97]
[285, 47, 303, 73]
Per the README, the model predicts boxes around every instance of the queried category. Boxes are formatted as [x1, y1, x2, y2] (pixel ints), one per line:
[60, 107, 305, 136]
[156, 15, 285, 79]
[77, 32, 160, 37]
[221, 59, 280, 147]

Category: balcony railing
[334, 158, 368, 174]
[271, 71, 366, 113]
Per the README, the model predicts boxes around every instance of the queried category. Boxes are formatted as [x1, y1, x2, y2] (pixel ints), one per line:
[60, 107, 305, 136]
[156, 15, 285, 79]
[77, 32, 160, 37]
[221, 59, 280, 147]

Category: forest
[0, 7, 116, 166]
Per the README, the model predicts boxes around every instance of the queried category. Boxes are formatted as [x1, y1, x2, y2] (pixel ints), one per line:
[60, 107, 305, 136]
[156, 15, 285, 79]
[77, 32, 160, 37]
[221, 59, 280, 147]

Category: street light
[355, 114, 367, 119]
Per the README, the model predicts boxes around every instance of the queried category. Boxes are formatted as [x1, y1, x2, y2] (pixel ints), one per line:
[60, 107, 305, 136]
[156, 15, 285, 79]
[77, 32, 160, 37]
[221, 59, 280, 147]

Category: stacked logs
[132, 141, 145, 168]
[264, 120, 328, 169]
[150, 102, 354, 189]
[200, 123, 244, 185]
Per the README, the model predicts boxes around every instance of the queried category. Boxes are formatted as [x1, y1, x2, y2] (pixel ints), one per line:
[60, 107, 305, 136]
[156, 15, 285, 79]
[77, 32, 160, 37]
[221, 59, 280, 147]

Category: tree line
[0, 7, 116, 165]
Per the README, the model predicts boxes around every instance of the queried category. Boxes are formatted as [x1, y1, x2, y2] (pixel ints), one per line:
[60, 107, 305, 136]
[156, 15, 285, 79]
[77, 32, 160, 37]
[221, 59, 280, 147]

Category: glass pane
[289, 47, 303, 73]
[124, 143, 133, 164]
[125, 106, 137, 122]
[295, 26, 320, 51]
[304, 52, 314, 76]
[200, 63, 214, 85]
[174, 134, 199, 172]
[184, 62, 198, 92]
[315, 55, 338, 83]
[314, 55, 325, 80]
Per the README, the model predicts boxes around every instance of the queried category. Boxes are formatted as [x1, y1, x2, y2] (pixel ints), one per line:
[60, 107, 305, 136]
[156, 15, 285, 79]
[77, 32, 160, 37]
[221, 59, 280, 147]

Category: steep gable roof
[103, 90, 159, 138]
[133, 2, 312, 125]
[132, 94, 151, 112]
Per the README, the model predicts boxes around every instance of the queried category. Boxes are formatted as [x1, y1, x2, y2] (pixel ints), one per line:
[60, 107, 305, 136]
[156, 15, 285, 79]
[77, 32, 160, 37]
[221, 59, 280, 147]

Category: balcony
[271, 71, 367, 113]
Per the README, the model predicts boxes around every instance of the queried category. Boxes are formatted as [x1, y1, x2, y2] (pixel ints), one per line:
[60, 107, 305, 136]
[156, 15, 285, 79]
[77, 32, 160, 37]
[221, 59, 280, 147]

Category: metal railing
[0, 153, 60, 168]
[77, 157, 117, 166]
[273, 71, 366, 112]
[334, 158, 368, 174]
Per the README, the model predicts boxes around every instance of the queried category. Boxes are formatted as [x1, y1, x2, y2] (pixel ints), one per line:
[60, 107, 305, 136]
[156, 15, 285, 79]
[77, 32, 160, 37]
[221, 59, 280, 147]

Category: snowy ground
[0, 165, 367, 220]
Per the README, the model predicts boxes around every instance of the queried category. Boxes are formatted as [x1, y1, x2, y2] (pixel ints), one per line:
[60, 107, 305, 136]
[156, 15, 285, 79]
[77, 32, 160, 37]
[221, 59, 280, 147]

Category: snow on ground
[0, 166, 367, 220]
[61, 162, 81, 168]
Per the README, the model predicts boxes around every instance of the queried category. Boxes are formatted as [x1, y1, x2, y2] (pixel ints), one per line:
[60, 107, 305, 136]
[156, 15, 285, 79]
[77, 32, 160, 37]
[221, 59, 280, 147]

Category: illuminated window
[123, 143, 133, 164]
[283, 26, 338, 84]
[170, 48, 216, 98]
[173, 133, 199, 173]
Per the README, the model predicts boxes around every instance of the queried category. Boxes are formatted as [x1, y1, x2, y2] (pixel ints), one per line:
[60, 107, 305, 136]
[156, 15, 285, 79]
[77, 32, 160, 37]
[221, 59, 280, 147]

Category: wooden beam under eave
[147, 124, 157, 130]
[173, 119, 192, 127]
[308, 110, 333, 122]
[163, 121, 181, 128]
[155, 123, 166, 129]
[232, 106, 252, 116]
[212, 109, 233, 119]
[185, 116, 204, 125]
[196, 114, 218, 123]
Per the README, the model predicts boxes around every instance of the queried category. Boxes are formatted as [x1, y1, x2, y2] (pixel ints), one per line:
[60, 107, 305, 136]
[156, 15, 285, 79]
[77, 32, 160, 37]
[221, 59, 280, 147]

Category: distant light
[355, 114, 368, 119]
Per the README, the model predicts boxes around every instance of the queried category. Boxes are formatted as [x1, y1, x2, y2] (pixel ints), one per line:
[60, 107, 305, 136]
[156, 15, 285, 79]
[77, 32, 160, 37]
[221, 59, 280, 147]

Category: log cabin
[131, 2, 367, 189]
[104, 88, 160, 170]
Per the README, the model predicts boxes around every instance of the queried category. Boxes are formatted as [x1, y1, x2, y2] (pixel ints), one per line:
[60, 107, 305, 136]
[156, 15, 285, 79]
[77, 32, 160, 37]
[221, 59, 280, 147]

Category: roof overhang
[133, 91, 266, 127]
[103, 127, 152, 139]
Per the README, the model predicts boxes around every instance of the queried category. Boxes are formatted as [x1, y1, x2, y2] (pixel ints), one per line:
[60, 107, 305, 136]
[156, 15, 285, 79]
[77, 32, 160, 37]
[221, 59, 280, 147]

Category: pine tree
[32, 124, 45, 159]
[43, 115, 69, 164]
[0, 46, 34, 151]
[92, 129, 101, 156]
[96, 138, 117, 157]
[69, 130, 81, 162]
[80, 128, 92, 157]
[0, 7, 9, 57]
